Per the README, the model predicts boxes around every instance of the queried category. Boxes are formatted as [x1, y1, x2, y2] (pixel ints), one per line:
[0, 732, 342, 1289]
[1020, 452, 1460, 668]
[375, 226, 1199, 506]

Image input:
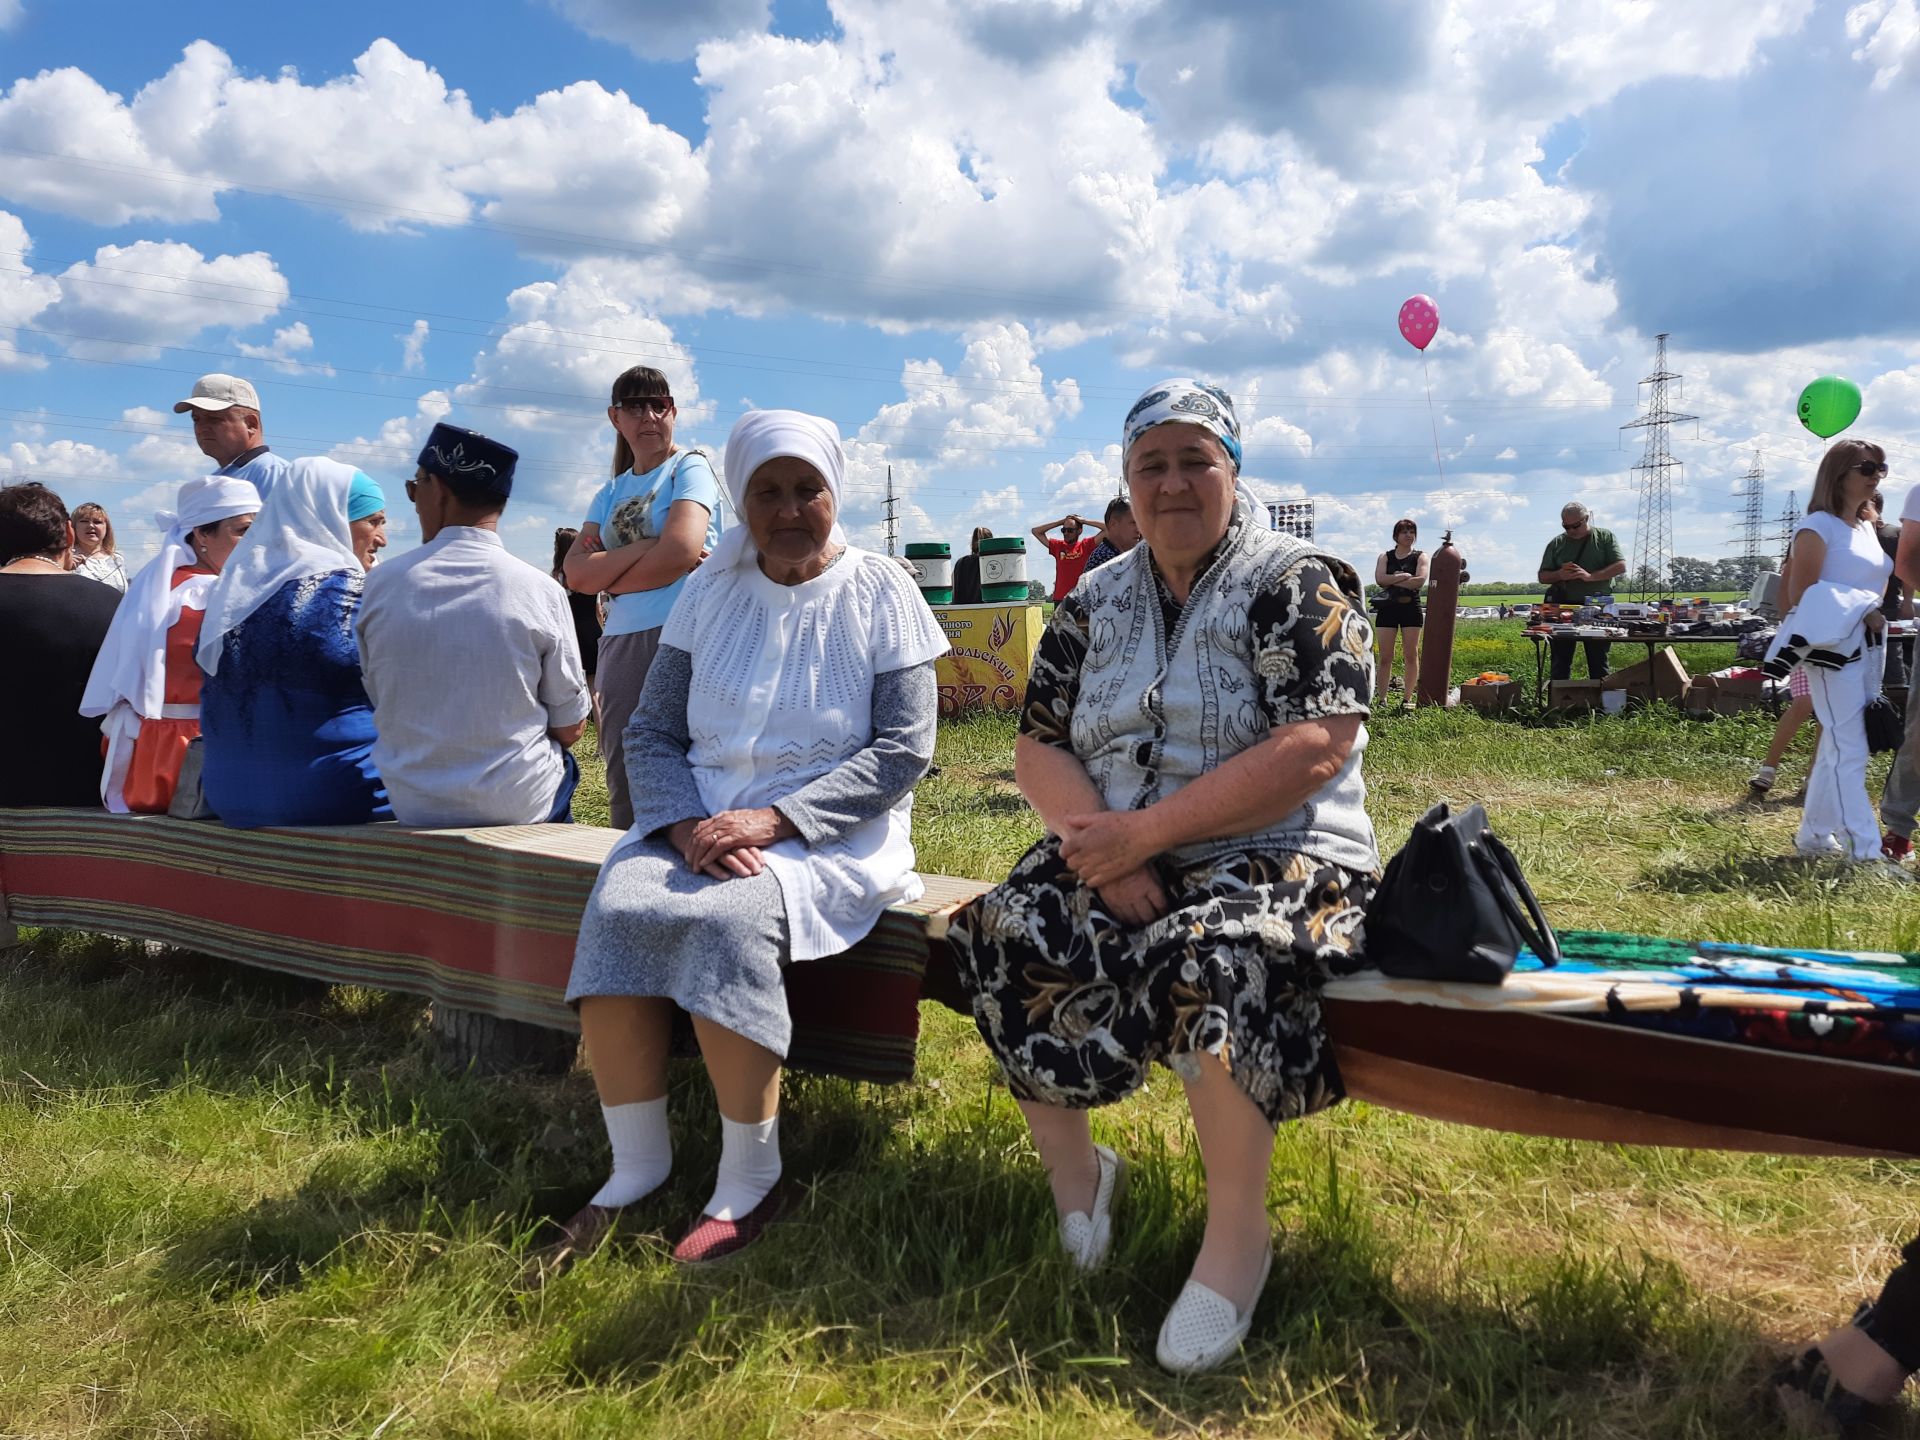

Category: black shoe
[1771, 1343, 1881, 1436]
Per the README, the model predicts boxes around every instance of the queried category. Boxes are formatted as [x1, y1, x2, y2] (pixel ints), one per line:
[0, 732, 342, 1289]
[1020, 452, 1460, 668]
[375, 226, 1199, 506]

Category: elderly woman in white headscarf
[195, 457, 391, 828]
[949, 378, 1378, 1375]
[80, 475, 260, 813]
[543, 408, 946, 1275]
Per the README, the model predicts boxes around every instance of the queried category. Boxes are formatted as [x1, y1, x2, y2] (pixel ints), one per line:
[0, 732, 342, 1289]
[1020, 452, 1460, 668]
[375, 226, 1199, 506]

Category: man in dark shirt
[0, 483, 122, 806]
[1082, 496, 1141, 572]
[1537, 501, 1626, 680]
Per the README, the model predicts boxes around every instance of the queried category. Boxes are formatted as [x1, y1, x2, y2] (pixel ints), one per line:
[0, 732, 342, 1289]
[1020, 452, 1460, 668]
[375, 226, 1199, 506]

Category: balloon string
[1422, 357, 1447, 486]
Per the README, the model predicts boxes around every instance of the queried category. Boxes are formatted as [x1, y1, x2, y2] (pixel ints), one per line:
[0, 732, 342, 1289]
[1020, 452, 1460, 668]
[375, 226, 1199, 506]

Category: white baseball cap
[173, 373, 261, 414]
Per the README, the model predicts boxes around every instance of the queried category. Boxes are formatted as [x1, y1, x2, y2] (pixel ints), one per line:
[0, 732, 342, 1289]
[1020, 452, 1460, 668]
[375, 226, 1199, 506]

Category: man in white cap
[173, 373, 292, 500]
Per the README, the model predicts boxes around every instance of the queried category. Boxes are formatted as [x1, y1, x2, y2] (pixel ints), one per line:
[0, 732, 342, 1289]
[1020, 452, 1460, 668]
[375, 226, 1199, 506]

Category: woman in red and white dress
[79, 476, 259, 813]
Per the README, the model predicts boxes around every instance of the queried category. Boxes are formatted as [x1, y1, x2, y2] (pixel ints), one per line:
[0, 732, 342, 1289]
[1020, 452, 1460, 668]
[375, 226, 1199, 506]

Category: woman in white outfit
[1776, 440, 1892, 861]
[536, 409, 946, 1279]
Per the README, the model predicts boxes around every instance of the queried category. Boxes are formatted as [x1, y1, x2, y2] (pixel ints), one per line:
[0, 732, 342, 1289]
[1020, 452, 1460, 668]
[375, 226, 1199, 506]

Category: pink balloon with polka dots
[1398, 294, 1439, 351]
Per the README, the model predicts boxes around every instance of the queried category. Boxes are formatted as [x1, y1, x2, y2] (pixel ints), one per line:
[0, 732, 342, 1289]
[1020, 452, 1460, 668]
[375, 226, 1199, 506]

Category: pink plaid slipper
[670, 1187, 789, 1265]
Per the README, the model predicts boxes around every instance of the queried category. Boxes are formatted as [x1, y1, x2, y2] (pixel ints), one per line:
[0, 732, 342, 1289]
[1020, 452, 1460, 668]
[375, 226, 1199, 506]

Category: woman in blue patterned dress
[196, 457, 390, 827]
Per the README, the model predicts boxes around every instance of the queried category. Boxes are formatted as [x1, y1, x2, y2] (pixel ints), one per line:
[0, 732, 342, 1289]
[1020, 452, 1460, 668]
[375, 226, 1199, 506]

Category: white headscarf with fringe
[197, 457, 366, 676]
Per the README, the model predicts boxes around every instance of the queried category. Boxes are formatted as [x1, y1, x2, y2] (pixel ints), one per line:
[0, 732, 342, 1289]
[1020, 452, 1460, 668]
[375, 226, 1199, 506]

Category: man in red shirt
[1031, 511, 1105, 601]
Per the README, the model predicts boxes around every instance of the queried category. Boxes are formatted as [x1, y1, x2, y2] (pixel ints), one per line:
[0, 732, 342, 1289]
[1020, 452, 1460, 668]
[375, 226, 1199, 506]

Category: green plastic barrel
[978, 536, 1028, 602]
[905, 542, 953, 605]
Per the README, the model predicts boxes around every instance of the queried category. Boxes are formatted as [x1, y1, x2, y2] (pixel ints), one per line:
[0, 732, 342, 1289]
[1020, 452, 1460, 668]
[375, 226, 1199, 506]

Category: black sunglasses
[613, 396, 673, 416]
[1851, 461, 1890, 479]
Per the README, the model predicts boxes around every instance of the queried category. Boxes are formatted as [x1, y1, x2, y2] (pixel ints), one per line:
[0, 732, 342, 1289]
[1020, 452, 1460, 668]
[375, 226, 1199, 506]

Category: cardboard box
[1601, 647, 1690, 702]
[1712, 673, 1766, 716]
[1681, 677, 1718, 716]
[1550, 679, 1606, 711]
[1461, 680, 1519, 715]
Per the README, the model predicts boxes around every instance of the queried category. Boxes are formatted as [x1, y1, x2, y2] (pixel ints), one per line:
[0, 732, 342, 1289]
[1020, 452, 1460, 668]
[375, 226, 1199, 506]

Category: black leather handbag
[1365, 801, 1560, 984]
[1865, 693, 1906, 754]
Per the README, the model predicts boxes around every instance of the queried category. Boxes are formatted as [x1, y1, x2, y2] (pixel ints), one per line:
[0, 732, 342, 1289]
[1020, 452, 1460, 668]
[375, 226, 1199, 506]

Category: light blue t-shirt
[584, 449, 725, 636]
[215, 446, 293, 501]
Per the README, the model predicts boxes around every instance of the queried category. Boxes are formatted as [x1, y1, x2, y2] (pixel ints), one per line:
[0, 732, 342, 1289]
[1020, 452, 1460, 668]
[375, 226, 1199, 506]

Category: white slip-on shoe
[1058, 1143, 1128, 1271]
[1155, 1244, 1273, 1375]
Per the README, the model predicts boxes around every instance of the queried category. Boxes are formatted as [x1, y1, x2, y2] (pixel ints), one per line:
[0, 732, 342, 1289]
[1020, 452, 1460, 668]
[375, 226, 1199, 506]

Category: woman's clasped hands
[669, 807, 799, 880]
[1058, 809, 1170, 928]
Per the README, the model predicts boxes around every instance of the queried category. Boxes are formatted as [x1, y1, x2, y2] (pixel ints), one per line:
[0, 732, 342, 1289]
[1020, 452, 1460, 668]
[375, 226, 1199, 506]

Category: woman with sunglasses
[562, 367, 725, 830]
[1771, 440, 1894, 862]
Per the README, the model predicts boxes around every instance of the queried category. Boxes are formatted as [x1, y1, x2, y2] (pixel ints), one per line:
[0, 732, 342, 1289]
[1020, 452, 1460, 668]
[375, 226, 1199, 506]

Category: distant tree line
[1450, 554, 1774, 597]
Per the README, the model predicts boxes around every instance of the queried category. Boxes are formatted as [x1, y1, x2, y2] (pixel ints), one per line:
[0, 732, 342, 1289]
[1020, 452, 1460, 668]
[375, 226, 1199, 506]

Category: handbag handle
[1471, 831, 1561, 965]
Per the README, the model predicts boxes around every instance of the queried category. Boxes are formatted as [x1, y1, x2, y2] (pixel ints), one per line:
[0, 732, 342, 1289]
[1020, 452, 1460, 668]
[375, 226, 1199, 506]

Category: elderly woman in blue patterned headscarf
[948, 378, 1379, 1375]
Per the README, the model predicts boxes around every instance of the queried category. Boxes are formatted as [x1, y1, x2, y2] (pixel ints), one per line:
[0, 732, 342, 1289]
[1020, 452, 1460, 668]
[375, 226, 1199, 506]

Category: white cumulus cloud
[1848, 0, 1920, 87]
[456, 262, 704, 435]
[400, 318, 429, 372]
[859, 324, 1083, 466]
[44, 240, 288, 360]
[235, 320, 329, 375]
[0, 210, 59, 370]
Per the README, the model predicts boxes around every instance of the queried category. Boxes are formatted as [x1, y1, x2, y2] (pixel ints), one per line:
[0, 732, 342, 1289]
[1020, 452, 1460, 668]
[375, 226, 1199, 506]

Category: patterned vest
[1067, 514, 1378, 875]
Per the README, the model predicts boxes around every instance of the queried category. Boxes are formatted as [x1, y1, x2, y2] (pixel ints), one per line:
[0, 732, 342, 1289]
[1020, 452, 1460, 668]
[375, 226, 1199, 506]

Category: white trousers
[1798, 653, 1880, 861]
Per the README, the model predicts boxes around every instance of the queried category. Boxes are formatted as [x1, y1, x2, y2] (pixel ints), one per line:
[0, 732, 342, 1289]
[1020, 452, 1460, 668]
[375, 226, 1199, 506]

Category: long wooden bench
[4, 807, 1915, 1159]
[0, 808, 983, 1084]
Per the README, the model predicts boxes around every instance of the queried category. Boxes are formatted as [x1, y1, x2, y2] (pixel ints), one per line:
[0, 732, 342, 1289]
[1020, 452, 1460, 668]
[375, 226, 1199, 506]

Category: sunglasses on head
[1851, 460, 1890, 479]
[614, 396, 673, 416]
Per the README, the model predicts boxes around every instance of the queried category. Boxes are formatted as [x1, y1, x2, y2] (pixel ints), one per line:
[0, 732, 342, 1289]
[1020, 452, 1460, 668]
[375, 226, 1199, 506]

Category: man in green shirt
[1538, 502, 1627, 680]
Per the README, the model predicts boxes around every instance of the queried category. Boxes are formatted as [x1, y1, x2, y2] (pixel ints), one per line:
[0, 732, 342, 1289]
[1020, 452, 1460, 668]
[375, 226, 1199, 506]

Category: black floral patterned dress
[947, 545, 1377, 1126]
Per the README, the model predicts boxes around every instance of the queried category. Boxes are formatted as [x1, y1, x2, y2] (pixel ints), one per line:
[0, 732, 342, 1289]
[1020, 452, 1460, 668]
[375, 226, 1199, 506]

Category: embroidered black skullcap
[416, 423, 518, 498]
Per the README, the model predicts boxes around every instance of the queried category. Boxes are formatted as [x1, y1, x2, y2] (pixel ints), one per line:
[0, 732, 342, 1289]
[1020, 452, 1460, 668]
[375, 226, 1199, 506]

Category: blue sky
[2, 0, 1917, 582]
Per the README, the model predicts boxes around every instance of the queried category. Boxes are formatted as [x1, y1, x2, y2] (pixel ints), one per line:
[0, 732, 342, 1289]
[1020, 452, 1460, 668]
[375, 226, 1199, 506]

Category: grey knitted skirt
[567, 834, 793, 1057]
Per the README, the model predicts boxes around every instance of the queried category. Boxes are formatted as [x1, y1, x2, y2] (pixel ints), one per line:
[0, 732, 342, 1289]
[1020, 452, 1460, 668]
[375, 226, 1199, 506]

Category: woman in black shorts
[1372, 518, 1427, 696]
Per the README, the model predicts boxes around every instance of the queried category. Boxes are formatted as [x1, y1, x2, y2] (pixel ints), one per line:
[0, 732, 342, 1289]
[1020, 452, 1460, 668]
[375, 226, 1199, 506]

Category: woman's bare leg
[691, 1016, 781, 1122]
[1017, 1098, 1100, 1219]
[578, 994, 673, 1104]
[1764, 694, 1816, 769]
[1181, 1052, 1276, 1310]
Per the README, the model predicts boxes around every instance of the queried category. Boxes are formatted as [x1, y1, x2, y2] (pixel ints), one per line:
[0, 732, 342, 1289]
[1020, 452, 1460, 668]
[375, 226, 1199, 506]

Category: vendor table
[1522, 631, 1749, 708]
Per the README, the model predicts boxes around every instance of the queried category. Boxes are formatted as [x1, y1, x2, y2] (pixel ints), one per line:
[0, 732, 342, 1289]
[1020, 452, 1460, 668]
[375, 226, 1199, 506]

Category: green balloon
[1797, 375, 1862, 439]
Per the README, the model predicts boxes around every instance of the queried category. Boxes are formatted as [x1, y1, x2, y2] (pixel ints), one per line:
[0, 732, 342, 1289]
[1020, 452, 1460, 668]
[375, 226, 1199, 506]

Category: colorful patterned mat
[1325, 931, 1920, 1072]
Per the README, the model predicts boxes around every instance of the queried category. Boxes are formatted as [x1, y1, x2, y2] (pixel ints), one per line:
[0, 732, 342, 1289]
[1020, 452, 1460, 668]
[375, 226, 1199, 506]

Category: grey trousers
[1881, 668, 1920, 839]
[596, 626, 662, 834]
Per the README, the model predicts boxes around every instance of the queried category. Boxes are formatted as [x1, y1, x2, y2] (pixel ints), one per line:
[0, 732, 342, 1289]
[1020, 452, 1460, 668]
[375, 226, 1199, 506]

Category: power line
[0, 144, 1183, 323]
[0, 338, 1662, 461]
[2, 261, 1645, 415]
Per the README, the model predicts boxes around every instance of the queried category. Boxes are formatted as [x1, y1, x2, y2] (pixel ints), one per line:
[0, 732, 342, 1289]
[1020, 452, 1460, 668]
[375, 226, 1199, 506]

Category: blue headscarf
[346, 471, 386, 522]
[1121, 378, 1243, 472]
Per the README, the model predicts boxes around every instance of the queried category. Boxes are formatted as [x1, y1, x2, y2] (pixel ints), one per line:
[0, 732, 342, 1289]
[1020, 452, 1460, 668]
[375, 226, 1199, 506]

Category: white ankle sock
[589, 1097, 672, 1209]
[704, 1113, 781, 1221]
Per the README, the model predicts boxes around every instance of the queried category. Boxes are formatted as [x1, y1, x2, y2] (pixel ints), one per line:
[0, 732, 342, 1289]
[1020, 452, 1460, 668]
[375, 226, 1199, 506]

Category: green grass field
[3, 621, 1916, 1438]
